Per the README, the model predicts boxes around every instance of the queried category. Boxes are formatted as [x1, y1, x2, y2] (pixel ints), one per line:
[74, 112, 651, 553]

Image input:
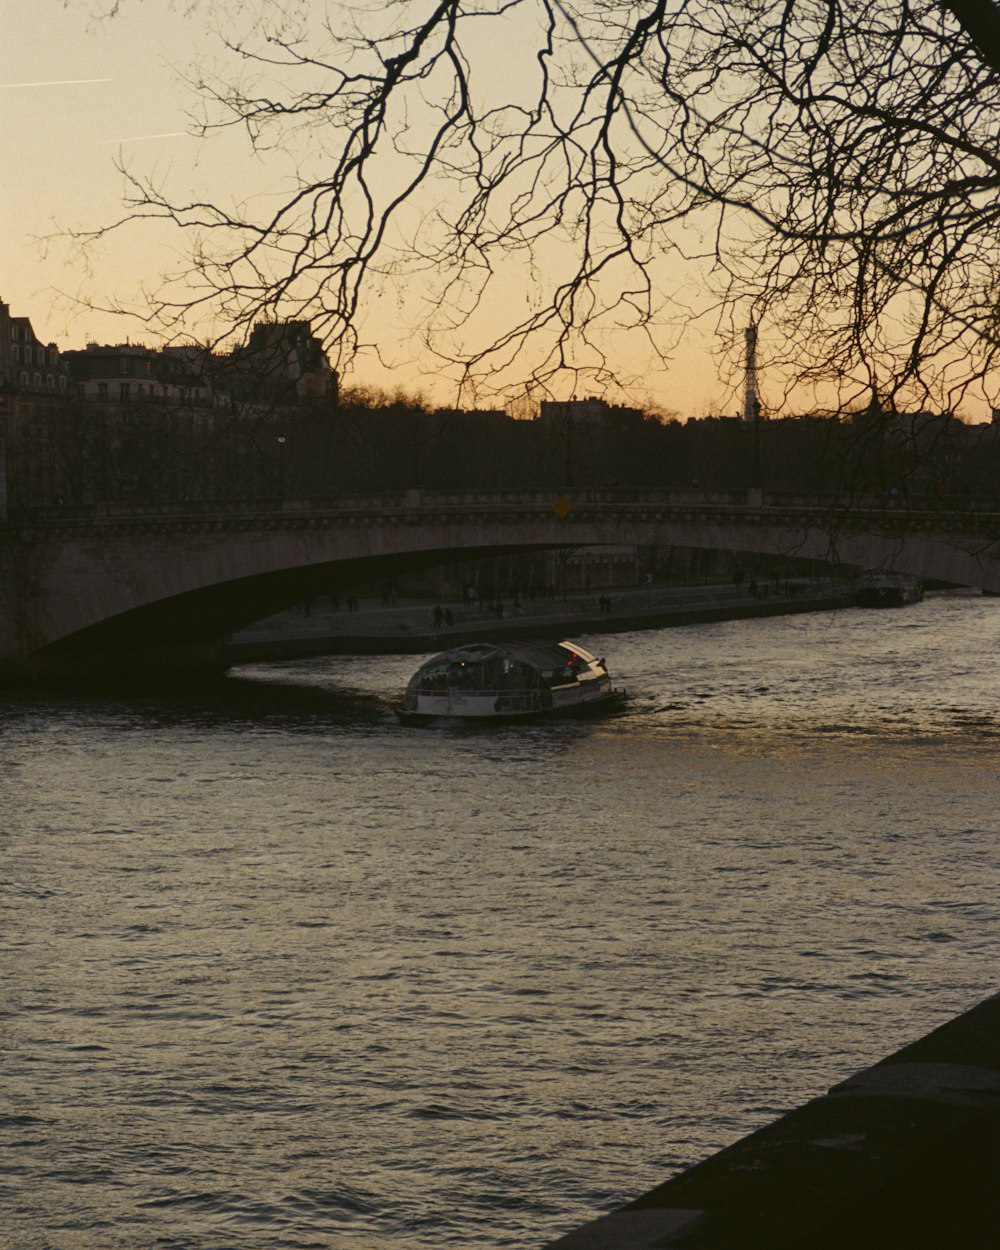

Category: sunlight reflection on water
[4, 594, 1000, 1247]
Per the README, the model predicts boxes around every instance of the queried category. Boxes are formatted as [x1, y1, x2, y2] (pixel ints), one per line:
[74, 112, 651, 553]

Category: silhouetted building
[0, 301, 70, 396]
[539, 397, 643, 428]
[63, 343, 214, 406]
[63, 319, 337, 411]
[208, 319, 338, 407]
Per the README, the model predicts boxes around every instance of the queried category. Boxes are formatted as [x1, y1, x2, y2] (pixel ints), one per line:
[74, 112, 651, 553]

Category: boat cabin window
[412, 652, 548, 692]
[414, 660, 451, 690]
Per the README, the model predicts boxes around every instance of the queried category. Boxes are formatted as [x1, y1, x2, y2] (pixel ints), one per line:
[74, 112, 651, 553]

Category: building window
[10, 345, 18, 364]
[23, 346, 31, 365]
[120, 382, 130, 400]
[98, 382, 108, 399]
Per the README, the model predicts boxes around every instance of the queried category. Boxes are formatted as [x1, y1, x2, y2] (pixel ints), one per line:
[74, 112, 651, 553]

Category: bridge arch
[36, 541, 554, 677]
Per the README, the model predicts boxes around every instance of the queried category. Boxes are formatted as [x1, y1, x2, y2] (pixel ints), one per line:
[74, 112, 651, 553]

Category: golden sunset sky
[0, 0, 805, 417]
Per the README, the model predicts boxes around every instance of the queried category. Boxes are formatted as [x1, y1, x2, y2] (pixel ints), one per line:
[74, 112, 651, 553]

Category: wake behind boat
[395, 639, 626, 725]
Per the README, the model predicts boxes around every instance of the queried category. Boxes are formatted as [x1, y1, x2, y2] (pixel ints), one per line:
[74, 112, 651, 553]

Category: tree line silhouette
[4, 390, 1000, 511]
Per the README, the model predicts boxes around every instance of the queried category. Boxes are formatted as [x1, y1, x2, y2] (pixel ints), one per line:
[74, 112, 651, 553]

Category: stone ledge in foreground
[545, 992, 1000, 1250]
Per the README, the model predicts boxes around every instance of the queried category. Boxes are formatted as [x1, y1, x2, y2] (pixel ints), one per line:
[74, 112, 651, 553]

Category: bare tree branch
[84, 0, 1000, 411]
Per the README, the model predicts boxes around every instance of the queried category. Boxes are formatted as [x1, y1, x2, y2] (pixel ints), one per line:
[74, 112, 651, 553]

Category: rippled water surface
[5, 593, 1000, 1248]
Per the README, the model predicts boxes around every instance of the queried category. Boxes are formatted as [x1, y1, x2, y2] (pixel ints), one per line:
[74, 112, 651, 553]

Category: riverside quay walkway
[225, 579, 857, 662]
[546, 992, 1000, 1249]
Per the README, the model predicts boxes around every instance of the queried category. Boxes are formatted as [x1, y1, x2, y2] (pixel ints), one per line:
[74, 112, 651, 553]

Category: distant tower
[743, 321, 760, 423]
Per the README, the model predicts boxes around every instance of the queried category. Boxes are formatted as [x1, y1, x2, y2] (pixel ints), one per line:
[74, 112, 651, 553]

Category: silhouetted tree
[90, 0, 1000, 416]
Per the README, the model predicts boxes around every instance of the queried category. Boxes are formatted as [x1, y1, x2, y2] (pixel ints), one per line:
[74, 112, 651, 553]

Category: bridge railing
[4, 488, 748, 523]
[5, 486, 1000, 524]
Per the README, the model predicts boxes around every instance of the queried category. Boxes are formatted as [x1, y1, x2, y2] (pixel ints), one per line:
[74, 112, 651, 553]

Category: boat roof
[422, 640, 598, 670]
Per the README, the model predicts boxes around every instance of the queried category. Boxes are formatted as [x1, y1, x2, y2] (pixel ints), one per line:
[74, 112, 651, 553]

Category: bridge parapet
[5, 486, 1000, 527]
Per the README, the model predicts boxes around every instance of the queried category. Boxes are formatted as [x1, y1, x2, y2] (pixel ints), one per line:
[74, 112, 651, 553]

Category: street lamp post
[276, 434, 286, 500]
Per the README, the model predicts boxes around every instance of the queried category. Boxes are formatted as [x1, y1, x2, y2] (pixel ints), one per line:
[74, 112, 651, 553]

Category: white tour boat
[396, 639, 627, 725]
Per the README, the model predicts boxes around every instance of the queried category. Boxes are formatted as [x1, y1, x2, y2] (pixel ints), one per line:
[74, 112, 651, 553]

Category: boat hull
[854, 571, 923, 608]
[855, 585, 923, 608]
[395, 688, 627, 726]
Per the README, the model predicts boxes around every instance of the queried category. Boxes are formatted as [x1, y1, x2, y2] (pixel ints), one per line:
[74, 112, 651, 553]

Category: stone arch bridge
[3, 488, 999, 679]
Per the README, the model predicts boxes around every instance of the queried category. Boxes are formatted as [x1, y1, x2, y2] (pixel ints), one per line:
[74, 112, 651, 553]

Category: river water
[4, 592, 1000, 1249]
